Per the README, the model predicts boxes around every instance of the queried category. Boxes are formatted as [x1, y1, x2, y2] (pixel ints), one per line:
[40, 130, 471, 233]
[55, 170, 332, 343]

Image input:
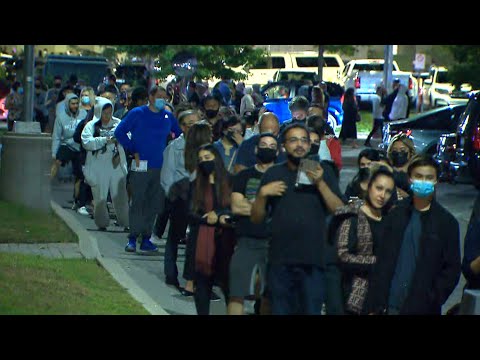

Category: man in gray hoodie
[51, 94, 87, 199]
[158, 109, 200, 287]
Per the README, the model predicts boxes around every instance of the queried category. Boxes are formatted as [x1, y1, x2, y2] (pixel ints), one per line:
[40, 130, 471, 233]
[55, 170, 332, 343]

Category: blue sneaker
[140, 238, 158, 253]
[125, 238, 137, 253]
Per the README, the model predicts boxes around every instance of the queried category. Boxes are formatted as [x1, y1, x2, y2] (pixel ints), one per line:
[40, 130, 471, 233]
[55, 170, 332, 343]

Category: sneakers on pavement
[125, 238, 137, 253]
[210, 291, 221, 302]
[77, 206, 89, 216]
[150, 233, 166, 246]
[140, 238, 159, 253]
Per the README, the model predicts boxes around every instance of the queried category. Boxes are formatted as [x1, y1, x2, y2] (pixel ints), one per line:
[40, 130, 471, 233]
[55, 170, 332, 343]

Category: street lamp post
[24, 45, 35, 123]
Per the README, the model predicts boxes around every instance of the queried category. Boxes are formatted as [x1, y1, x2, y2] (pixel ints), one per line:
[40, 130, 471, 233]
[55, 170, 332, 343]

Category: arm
[234, 164, 247, 174]
[170, 113, 182, 138]
[160, 144, 176, 194]
[73, 119, 86, 144]
[81, 121, 108, 151]
[114, 111, 136, 152]
[462, 217, 480, 285]
[430, 217, 461, 306]
[251, 190, 269, 224]
[336, 217, 376, 275]
[51, 116, 63, 159]
[231, 192, 253, 216]
[318, 180, 345, 214]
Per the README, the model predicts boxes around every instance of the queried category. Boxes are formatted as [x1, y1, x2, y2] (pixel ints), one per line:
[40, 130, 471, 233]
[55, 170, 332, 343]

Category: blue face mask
[410, 179, 435, 198]
[81, 96, 90, 105]
[17, 88, 24, 95]
[154, 98, 166, 111]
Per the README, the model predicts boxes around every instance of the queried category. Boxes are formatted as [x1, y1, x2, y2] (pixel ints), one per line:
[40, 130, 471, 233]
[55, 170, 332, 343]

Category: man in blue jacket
[115, 85, 182, 253]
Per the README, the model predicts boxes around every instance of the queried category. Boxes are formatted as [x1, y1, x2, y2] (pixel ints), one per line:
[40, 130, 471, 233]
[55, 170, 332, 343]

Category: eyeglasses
[286, 137, 309, 145]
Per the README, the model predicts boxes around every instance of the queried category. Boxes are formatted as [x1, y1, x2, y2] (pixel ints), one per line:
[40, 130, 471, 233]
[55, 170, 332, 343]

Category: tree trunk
[317, 45, 325, 82]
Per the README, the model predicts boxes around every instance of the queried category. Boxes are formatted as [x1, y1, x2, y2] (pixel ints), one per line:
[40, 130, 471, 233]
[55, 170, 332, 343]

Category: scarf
[336, 201, 376, 314]
[195, 184, 216, 276]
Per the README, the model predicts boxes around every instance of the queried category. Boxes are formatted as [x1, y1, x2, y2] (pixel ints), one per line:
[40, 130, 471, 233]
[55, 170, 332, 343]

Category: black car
[380, 104, 467, 156]
[451, 92, 480, 187]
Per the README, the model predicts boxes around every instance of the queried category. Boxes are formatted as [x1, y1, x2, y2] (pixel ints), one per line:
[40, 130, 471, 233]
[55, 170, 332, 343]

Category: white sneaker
[77, 206, 90, 216]
[150, 233, 166, 246]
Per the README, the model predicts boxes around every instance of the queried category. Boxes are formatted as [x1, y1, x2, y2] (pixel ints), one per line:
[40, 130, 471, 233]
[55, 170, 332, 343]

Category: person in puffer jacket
[81, 97, 129, 231]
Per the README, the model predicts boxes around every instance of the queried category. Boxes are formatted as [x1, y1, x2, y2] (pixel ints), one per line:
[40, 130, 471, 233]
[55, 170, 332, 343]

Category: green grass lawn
[0, 253, 149, 315]
[0, 200, 77, 244]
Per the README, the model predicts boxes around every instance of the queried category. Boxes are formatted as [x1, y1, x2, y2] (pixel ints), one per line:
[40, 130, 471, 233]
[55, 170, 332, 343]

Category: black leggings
[365, 119, 384, 143]
[194, 272, 229, 315]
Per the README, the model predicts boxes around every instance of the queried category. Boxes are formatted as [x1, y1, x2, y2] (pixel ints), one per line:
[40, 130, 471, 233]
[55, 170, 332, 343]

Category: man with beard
[228, 132, 279, 315]
[251, 123, 344, 315]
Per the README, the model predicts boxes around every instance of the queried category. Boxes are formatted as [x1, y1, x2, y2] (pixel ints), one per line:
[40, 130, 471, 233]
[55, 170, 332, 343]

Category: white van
[243, 51, 344, 87]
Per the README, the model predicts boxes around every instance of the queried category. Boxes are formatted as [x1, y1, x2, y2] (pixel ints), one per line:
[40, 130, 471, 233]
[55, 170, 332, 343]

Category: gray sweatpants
[128, 168, 165, 239]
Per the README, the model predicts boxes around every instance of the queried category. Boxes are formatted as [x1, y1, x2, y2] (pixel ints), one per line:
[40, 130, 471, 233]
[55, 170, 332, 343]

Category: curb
[50, 200, 169, 315]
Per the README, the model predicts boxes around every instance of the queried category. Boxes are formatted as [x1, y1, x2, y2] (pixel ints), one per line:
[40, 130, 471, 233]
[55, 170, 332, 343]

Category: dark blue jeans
[268, 264, 326, 315]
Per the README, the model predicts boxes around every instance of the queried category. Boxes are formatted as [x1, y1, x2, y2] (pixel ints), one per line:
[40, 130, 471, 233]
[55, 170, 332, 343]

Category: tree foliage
[112, 45, 266, 81]
[443, 45, 480, 88]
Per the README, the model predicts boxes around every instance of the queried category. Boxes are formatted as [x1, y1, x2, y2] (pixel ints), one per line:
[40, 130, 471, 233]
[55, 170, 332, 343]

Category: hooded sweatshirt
[51, 93, 87, 158]
[389, 85, 408, 121]
[81, 98, 128, 179]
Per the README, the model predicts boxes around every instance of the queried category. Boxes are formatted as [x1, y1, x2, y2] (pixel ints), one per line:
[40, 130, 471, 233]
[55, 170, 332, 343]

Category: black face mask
[287, 153, 303, 166]
[390, 151, 409, 167]
[198, 160, 215, 176]
[205, 109, 219, 119]
[35, 85, 41, 89]
[54, 83, 62, 89]
[309, 144, 320, 156]
[256, 148, 277, 164]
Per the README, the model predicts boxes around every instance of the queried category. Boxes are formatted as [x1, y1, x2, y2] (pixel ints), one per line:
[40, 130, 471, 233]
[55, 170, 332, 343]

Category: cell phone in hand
[296, 158, 319, 189]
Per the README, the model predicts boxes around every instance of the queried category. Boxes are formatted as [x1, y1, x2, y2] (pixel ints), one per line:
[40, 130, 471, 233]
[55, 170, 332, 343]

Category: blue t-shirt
[114, 105, 182, 169]
[234, 134, 286, 169]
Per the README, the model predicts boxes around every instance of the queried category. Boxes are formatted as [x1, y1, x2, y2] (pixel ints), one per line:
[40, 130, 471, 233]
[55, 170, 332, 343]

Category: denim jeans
[268, 264, 326, 315]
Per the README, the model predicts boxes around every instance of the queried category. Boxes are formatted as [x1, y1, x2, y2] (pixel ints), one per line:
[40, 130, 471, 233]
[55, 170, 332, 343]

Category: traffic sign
[413, 53, 426, 70]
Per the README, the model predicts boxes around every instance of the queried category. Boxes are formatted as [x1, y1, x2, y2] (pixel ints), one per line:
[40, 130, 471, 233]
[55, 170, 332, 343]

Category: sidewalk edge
[50, 200, 169, 315]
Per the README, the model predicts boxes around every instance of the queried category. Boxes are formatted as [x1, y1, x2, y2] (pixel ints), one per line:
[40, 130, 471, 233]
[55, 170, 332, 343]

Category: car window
[278, 72, 316, 82]
[271, 57, 286, 68]
[353, 63, 384, 72]
[437, 71, 449, 84]
[408, 109, 452, 130]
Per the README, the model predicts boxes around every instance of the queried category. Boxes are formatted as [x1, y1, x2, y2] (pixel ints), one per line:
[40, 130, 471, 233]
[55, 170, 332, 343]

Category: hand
[231, 132, 243, 145]
[306, 164, 324, 185]
[260, 181, 287, 197]
[106, 136, 116, 145]
[397, 188, 410, 200]
[203, 211, 218, 225]
[219, 215, 231, 226]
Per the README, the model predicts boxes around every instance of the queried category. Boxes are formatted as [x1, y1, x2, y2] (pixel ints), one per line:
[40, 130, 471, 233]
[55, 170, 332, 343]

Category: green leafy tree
[113, 45, 266, 82]
[443, 45, 480, 88]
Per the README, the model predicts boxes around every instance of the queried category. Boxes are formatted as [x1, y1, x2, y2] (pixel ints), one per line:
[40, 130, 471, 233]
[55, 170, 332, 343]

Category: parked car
[421, 66, 471, 110]
[434, 132, 458, 183]
[260, 80, 344, 131]
[379, 104, 467, 156]
[451, 92, 480, 187]
[340, 59, 418, 108]
[273, 69, 319, 83]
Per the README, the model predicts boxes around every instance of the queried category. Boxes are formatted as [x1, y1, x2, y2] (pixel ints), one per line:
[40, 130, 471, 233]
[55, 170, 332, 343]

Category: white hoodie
[389, 85, 408, 121]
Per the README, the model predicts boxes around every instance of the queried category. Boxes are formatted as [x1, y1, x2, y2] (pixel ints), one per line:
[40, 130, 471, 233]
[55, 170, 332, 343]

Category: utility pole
[317, 45, 325, 82]
[24, 45, 35, 122]
[383, 45, 394, 93]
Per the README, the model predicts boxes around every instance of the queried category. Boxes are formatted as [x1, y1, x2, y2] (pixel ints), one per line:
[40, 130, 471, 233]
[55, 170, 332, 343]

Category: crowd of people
[4, 72, 479, 315]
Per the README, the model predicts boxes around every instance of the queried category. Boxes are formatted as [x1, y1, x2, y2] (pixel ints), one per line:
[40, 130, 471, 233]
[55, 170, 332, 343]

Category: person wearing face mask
[368, 155, 461, 315]
[201, 94, 223, 142]
[44, 75, 63, 133]
[387, 133, 416, 200]
[213, 115, 243, 173]
[184, 144, 234, 315]
[33, 79, 48, 132]
[114, 85, 182, 254]
[5, 81, 24, 131]
[279, 95, 310, 136]
[233, 112, 286, 174]
[251, 124, 345, 315]
[228, 133, 279, 315]
[81, 98, 129, 231]
[331, 166, 396, 315]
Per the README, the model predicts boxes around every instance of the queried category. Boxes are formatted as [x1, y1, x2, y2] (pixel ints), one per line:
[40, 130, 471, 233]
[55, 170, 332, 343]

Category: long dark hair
[192, 144, 231, 214]
[184, 121, 212, 173]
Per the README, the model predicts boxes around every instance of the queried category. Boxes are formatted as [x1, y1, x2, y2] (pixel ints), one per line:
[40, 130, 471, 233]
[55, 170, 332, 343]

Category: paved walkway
[0, 242, 83, 259]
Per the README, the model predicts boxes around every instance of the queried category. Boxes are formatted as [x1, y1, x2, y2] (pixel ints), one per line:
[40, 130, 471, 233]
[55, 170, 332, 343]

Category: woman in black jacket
[332, 166, 395, 315]
[339, 87, 359, 148]
[183, 144, 235, 315]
